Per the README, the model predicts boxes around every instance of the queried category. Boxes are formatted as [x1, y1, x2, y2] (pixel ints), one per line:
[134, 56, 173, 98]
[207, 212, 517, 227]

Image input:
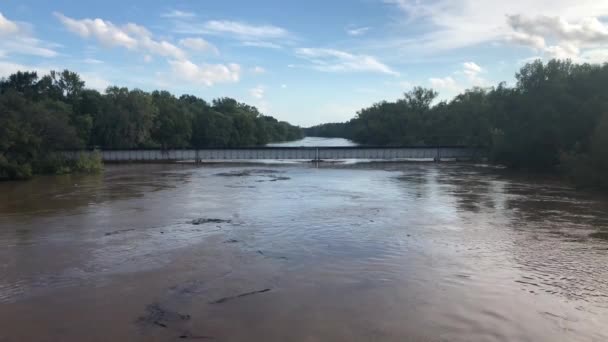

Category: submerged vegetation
[305, 59, 608, 190]
[0, 70, 303, 180]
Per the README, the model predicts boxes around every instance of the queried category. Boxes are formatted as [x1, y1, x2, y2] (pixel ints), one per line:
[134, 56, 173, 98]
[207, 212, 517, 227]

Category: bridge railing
[65, 146, 483, 162]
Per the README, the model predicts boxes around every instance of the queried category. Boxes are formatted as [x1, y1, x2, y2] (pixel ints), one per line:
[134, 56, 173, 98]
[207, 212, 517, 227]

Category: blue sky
[1, 0, 608, 126]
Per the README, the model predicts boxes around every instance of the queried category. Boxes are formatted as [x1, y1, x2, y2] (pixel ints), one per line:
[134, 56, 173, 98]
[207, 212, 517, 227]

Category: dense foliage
[0, 70, 302, 180]
[305, 60, 608, 189]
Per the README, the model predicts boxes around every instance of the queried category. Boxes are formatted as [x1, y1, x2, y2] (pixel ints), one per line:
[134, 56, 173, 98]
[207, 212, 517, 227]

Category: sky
[1, 0, 608, 126]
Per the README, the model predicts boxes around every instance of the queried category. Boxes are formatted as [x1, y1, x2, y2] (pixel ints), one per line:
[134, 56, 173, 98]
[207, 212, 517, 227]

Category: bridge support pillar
[434, 147, 441, 162]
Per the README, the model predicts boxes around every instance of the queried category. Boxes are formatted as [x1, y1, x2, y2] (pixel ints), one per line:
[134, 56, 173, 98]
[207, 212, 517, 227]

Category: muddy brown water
[1, 163, 608, 341]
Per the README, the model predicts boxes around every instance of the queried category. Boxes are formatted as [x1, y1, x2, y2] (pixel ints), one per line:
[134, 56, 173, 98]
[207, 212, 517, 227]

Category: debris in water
[589, 231, 608, 240]
[210, 288, 271, 304]
[215, 169, 282, 177]
[256, 250, 288, 260]
[215, 169, 289, 182]
[179, 332, 214, 339]
[104, 228, 135, 236]
[137, 303, 191, 329]
[190, 218, 231, 225]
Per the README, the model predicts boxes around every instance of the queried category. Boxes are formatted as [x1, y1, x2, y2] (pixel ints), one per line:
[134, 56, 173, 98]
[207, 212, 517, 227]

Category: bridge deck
[67, 146, 481, 162]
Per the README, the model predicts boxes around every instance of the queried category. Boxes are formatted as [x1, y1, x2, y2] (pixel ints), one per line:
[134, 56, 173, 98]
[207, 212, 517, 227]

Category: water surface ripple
[1, 163, 607, 341]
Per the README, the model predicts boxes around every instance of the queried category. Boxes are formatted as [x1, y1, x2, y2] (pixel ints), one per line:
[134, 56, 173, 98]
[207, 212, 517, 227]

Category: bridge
[67, 146, 482, 162]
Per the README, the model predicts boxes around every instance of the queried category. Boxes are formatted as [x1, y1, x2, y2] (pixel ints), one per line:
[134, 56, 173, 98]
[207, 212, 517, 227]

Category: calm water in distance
[1, 138, 608, 341]
[266, 136, 357, 147]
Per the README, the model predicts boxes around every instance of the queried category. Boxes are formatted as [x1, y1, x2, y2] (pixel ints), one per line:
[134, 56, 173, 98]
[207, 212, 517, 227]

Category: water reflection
[1, 163, 608, 341]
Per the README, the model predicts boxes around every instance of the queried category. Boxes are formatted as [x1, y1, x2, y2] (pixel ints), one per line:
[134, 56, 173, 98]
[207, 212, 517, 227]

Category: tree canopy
[0, 70, 303, 180]
[305, 59, 608, 190]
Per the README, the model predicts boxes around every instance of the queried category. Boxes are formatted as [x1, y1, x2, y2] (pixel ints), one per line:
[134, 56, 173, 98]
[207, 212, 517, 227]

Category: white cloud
[203, 20, 289, 40]
[295, 48, 399, 76]
[171, 19, 289, 45]
[544, 43, 580, 59]
[161, 10, 196, 19]
[55, 12, 185, 59]
[0, 12, 19, 35]
[172, 20, 291, 56]
[241, 41, 282, 49]
[168, 59, 240, 86]
[384, 0, 608, 56]
[463, 62, 482, 74]
[251, 66, 265, 74]
[507, 31, 546, 50]
[506, 14, 608, 63]
[281, 84, 287, 88]
[249, 85, 265, 99]
[429, 76, 460, 91]
[347, 27, 370, 36]
[462, 62, 486, 85]
[179, 37, 219, 54]
[0, 12, 59, 58]
[56, 13, 242, 87]
[83, 58, 103, 64]
[2, 37, 58, 57]
[508, 15, 608, 44]
[55, 12, 137, 49]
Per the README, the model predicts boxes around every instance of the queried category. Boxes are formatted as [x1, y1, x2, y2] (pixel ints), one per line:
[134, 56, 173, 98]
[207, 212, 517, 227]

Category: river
[1, 140, 608, 341]
[266, 136, 357, 147]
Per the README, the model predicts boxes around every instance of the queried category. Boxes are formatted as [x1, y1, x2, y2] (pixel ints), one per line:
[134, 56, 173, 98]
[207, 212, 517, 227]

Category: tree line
[0, 70, 303, 180]
[305, 59, 608, 190]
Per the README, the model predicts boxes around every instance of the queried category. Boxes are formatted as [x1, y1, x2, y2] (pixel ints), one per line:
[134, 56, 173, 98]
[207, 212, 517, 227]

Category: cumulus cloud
[544, 43, 580, 59]
[179, 37, 219, 54]
[429, 76, 460, 92]
[347, 27, 370, 36]
[463, 62, 482, 74]
[507, 15, 608, 44]
[506, 14, 608, 62]
[295, 48, 399, 76]
[249, 85, 265, 99]
[56, 13, 241, 86]
[507, 31, 546, 49]
[383, 0, 608, 59]
[462, 62, 486, 85]
[168, 59, 240, 86]
[55, 13, 137, 49]
[55, 12, 186, 59]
